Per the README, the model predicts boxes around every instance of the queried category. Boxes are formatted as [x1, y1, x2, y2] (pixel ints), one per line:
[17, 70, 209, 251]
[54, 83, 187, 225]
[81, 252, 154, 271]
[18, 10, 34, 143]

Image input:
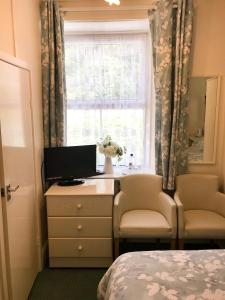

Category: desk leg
[114, 238, 120, 259]
[170, 239, 177, 250]
[178, 239, 184, 250]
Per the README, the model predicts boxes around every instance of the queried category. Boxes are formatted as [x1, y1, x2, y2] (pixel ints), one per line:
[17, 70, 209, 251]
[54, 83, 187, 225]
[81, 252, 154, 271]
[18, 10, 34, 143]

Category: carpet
[28, 268, 106, 300]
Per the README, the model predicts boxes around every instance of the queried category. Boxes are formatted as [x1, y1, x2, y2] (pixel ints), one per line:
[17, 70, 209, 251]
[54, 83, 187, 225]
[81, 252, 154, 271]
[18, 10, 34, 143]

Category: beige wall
[188, 0, 225, 189]
[0, 0, 15, 55]
[0, 0, 44, 268]
[59, 0, 152, 20]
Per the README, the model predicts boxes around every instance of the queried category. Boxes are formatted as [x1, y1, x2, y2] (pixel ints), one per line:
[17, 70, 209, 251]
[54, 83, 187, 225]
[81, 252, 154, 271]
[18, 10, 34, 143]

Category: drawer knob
[77, 204, 82, 209]
[77, 245, 83, 251]
[77, 225, 83, 231]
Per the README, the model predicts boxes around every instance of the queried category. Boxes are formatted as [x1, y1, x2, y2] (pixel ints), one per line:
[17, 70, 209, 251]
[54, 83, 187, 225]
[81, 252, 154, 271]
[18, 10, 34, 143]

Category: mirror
[188, 76, 220, 163]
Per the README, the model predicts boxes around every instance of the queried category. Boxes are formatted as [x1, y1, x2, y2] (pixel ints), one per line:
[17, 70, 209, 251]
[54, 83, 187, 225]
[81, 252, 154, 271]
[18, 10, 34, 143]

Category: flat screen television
[44, 145, 97, 185]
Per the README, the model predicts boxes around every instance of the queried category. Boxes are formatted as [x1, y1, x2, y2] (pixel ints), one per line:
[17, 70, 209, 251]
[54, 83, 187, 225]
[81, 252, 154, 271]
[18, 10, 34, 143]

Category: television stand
[57, 179, 85, 186]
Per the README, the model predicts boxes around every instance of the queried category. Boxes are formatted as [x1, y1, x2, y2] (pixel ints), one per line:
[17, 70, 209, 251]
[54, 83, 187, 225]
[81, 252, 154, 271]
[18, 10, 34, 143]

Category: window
[65, 23, 152, 167]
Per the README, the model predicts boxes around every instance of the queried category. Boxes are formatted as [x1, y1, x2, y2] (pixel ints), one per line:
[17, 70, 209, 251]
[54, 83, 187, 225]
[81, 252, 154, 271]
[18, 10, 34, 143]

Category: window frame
[64, 21, 154, 169]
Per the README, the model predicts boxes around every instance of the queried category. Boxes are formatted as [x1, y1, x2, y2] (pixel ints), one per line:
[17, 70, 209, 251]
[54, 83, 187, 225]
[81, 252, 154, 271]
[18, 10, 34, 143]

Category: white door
[0, 58, 38, 300]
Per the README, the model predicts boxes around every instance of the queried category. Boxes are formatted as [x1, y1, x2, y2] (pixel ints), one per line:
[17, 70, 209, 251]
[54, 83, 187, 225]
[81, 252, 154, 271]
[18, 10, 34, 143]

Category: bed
[97, 250, 225, 300]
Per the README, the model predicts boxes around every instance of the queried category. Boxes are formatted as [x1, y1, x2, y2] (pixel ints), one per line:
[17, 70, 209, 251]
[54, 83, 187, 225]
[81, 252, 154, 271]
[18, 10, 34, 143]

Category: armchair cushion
[119, 210, 172, 238]
[184, 210, 225, 238]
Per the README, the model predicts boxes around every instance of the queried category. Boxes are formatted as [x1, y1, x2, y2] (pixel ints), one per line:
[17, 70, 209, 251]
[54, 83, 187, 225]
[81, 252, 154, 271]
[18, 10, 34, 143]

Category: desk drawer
[49, 238, 112, 257]
[48, 217, 112, 238]
[47, 195, 112, 217]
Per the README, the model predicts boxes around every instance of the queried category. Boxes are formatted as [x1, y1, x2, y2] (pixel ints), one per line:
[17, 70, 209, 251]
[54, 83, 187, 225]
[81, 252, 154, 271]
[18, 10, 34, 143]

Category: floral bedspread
[97, 250, 225, 300]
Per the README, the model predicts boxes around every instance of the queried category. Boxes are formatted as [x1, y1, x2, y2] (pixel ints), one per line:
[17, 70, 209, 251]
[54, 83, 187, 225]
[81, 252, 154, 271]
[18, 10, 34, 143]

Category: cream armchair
[113, 174, 177, 257]
[175, 174, 225, 249]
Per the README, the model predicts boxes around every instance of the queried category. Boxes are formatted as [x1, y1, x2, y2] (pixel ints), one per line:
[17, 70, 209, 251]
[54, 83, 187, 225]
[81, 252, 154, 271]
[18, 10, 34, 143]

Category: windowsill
[92, 165, 155, 179]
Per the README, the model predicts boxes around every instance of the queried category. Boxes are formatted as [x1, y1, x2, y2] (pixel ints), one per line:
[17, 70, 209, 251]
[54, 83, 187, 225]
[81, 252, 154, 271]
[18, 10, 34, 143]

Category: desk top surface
[45, 167, 154, 196]
[45, 179, 115, 196]
[92, 166, 154, 179]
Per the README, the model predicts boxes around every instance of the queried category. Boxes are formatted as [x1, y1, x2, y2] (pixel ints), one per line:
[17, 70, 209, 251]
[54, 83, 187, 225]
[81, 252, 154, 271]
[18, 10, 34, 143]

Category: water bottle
[128, 153, 134, 169]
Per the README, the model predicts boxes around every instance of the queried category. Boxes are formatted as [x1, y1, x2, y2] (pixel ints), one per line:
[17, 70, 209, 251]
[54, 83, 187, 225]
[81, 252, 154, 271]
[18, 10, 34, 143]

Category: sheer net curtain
[65, 32, 154, 168]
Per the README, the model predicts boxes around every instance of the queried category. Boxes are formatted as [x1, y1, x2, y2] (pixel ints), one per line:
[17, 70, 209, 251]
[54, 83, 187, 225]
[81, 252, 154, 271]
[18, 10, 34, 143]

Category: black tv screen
[44, 145, 97, 181]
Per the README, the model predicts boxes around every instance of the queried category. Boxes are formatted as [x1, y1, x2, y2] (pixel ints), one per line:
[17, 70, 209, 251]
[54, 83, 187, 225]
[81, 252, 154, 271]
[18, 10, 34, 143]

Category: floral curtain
[149, 0, 193, 190]
[40, 0, 66, 147]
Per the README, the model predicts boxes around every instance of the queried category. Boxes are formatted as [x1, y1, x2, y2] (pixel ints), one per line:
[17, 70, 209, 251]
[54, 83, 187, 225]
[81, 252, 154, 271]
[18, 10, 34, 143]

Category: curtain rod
[59, 6, 152, 12]
[59, 3, 178, 12]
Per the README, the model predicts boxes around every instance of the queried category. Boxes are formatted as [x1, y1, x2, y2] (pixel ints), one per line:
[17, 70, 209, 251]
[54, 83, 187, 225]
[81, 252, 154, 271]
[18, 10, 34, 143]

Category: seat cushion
[184, 210, 225, 238]
[119, 210, 172, 238]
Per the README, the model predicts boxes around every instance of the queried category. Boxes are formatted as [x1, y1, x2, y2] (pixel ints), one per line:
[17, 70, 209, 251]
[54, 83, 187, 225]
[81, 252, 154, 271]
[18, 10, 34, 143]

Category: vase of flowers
[97, 136, 126, 174]
[103, 156, 113, 174]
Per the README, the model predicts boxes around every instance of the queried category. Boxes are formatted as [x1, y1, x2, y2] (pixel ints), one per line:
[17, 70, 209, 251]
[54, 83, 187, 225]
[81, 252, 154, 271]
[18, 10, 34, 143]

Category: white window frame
[64, 20, 155, 170]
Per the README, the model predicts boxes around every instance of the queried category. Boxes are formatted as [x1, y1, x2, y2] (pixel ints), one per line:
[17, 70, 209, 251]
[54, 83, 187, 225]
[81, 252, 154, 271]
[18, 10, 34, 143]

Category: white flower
[97, 135, 126, 161]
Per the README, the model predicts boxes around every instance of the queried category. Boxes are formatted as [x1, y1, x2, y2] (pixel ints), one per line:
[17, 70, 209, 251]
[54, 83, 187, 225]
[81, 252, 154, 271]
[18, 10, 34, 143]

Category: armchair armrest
[174, 192, 184, 239]
[158, 192, 177, 238]
[213, 192, 225, 218]
[113, 191, 127, 238]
